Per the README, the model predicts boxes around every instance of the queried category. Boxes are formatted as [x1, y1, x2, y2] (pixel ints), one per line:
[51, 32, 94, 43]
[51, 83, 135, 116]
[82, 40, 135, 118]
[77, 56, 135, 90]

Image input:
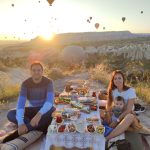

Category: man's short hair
[30, 61, 43, 70]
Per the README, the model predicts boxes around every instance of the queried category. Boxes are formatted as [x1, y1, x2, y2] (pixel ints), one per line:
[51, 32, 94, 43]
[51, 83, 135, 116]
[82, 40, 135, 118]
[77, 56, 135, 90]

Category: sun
[40, 31, 54, 40]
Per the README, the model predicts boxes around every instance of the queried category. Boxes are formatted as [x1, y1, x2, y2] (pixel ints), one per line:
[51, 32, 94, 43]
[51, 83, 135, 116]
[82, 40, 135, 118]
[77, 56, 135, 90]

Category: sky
[0, 0, 150, 40]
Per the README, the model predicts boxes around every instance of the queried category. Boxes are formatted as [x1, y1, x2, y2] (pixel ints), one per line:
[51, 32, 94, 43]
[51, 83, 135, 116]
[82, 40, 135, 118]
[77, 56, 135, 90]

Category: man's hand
[109, 121, 118, 128]
[18, 124, 28, 135]
[30, 112, 42, 127]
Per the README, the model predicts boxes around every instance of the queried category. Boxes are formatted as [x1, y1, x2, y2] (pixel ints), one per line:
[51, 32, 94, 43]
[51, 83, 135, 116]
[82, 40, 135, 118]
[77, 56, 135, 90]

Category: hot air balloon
[11, 4, 14, 7]
[141, 11, 143, 14]
[47, 0, 55, 6]
[122, 17, 126, 22]
[90, 17, 92, 20]
[87, 19, 90, 23]
[95, 23, 99, 29]
[38, 1, 40, 3]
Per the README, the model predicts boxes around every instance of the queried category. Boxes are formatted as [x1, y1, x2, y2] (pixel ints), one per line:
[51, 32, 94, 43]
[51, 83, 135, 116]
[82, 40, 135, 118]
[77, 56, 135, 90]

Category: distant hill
[1, 31, 150, 60]
[52, 31, 150, 44]
[28, 31, 150, 46]
[0, 40, 27, 51]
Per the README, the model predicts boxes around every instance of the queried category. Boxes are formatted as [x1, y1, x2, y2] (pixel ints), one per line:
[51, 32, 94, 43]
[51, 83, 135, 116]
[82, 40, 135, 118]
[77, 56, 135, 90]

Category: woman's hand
[109, 121, 118, 128]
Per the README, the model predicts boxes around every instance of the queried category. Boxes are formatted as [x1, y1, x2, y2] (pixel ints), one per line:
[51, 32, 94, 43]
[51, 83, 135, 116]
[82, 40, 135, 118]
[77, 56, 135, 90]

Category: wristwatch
[116, 118, 120, 123]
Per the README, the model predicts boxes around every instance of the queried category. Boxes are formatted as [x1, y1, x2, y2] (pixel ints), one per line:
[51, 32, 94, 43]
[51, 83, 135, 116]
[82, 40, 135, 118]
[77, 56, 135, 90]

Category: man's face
[31, 65, 43, 81]
[114, 100, 124, 110]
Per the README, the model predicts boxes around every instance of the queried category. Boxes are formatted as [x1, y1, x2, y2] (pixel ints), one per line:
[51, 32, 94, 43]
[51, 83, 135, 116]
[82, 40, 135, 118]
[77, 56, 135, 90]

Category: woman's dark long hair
[107, 70, 130, 109]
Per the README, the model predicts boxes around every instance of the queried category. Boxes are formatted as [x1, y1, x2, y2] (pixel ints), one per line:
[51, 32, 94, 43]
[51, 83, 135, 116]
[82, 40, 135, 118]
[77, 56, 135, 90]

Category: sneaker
[134, 103, 145, 114]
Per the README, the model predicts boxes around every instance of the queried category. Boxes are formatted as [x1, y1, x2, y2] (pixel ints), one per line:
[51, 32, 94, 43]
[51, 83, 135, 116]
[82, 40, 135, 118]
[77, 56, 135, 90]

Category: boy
[102, 96, 125, 136]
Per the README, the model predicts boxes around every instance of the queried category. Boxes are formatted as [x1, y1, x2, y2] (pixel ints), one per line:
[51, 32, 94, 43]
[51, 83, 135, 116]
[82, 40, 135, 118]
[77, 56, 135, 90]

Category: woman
[105, 70, 150, 140]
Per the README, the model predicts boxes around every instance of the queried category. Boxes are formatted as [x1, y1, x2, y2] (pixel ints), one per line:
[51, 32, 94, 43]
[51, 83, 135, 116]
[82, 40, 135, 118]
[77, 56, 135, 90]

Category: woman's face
[113, 73, 124, 89]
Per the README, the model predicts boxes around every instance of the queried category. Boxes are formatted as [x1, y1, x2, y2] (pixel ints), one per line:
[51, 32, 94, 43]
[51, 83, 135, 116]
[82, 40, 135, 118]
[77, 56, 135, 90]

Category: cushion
[1, 130, 43, 150]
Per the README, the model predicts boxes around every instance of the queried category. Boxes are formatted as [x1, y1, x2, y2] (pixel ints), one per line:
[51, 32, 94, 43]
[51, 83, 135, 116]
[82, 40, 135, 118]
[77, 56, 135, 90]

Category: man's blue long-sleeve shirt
[16, 76, 54, 125]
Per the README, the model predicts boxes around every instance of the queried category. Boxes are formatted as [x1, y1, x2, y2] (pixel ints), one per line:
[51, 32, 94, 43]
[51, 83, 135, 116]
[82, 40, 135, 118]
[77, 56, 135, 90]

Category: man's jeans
[7, 106, 56, 134]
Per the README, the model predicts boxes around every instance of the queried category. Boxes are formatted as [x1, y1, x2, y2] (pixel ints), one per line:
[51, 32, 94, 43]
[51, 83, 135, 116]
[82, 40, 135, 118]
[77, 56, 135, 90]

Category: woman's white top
[112, 88, 136, 104]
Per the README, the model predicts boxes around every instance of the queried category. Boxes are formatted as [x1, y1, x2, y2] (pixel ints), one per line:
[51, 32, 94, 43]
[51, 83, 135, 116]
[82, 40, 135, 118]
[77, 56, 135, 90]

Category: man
[1, 61, 55, 143]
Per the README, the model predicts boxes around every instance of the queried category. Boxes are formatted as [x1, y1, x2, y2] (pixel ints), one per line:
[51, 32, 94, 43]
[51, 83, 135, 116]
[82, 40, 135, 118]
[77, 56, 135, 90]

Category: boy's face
[114, 100, 124, 110]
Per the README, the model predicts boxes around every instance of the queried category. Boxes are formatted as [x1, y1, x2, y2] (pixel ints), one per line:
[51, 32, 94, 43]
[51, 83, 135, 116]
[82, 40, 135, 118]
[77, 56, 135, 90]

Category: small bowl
[55, 117, 64, 125]
[86, 124, 96, 133]
[67, 123, 76, 133]
[57, 124, 67, 133]
[95, 125, 105, 134]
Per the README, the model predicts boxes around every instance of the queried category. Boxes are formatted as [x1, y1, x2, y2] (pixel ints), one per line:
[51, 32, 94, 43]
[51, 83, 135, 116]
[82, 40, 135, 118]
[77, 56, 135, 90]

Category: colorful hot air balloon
[95, 23, 99, 29]
[47, 0, 55, 6]
[122, 17, 126, 22]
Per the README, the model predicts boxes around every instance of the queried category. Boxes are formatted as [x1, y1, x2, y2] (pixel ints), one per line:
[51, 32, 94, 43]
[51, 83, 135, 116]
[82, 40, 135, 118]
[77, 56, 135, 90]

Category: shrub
[0, 84, 19, 103]
[0, 61, 7, 71]
[89, 64, 110, 86]
[46, 67, 64, 80]
[135, 83, 150, 104]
